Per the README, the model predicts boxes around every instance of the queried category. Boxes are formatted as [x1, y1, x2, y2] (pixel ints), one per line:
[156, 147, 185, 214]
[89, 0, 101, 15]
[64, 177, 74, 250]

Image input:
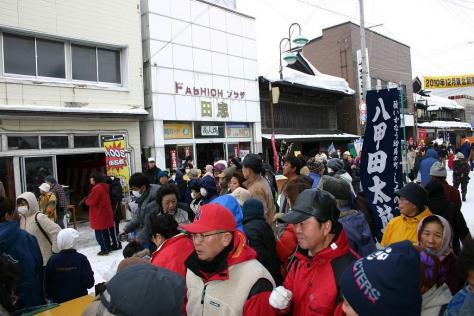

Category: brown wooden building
[302, 21, 415, 136]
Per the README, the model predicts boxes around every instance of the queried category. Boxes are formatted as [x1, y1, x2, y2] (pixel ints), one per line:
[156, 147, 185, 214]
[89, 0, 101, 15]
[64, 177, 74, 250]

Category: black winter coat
[44, 249, 94, 303]
[426, 197, 470, 255]
[243, 216, 282, 285]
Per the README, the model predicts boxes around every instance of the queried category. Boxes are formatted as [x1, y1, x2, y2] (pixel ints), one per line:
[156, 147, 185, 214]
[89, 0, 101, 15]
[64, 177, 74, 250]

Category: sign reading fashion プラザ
[360, 89, 403, 240]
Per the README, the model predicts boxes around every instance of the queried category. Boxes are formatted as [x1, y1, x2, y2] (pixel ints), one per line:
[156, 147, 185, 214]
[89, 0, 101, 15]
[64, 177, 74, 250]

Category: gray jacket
[124, 184, 160, 241]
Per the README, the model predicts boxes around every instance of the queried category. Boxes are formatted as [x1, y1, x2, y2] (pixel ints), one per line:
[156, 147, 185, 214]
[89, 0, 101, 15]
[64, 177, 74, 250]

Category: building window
[7, 136, 39, 150]
[40, 136, 69, 149]
[1, 31, 122, 85]
[72, 45, 121, 84]
[3, 33, 65, 78]
[74, 135, 99, 148]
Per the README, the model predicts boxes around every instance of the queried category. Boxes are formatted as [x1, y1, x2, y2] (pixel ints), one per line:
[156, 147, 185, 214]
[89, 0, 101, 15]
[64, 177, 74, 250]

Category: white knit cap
[57, 228, 79, 251]
[39, 183, 50, 193]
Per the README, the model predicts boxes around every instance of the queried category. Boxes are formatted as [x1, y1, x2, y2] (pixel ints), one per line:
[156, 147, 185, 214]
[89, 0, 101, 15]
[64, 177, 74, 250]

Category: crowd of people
[0, 141, 473, 315]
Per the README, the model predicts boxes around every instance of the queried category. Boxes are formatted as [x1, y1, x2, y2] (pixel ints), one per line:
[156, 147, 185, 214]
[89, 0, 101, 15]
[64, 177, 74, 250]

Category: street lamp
[279, 23, 308, 80]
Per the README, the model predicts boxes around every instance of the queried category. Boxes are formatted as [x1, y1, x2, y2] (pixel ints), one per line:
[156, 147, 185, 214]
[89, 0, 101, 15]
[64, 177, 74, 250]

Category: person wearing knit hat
[44, 228, 94, 303]
[38, 182, 57, 221]
[339, 241, 422, 316]
[242, 198, 282, 286]
[430, 161, 447, 178]
[307, 157, 325, 188]
[320, 176, 376, 257]
[98, 264, 185, 316]
[327, 158, 344, 173]
[199, 175, 218, 205]
[157, 170, 169, 185]
[181, 204, 276, 315]
[381, 182, 432, 247]
[429, 160, 462, 211]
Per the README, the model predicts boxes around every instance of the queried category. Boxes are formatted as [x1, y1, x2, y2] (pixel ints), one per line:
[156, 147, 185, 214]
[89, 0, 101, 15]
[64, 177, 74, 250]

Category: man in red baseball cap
[181, 204, 277, 316]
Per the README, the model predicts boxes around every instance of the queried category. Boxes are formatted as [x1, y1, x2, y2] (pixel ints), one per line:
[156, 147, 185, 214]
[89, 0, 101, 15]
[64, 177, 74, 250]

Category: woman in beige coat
[17, 191, 60, 266]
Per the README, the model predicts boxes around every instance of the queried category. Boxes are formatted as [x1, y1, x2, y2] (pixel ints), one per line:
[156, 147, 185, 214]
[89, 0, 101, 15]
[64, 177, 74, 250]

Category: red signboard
[170, 149, 178, 170]
[418, 128, 427, 141]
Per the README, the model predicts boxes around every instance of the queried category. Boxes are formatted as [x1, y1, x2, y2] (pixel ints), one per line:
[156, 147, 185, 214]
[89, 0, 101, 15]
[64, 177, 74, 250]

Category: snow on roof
[262, 54, 355, 96]
[0, 104, 148, 115]
[262, 133, 360, 140]
[417, 120, 471, 129]
[414, 94, 464, 111]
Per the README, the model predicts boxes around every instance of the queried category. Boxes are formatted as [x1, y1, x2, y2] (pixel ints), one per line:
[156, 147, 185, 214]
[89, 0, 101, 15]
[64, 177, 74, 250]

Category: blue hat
[242, 198, 264, 219]
[45, 175, 56, 183]
[158, 171, 169, 178]
[340, 240, 421, 316]
[211, 195, 244, 233]
[199, 175, 216, 192]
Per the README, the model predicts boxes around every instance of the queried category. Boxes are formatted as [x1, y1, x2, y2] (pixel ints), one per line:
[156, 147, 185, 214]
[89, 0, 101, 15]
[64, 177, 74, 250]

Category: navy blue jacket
[0, 221, 44, 310]
[44, 249, 94, 303]
[420, 149, 439, 186]
[338, 208, 376, 257]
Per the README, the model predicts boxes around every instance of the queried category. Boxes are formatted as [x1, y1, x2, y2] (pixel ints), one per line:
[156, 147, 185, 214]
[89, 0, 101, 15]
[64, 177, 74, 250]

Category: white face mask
[17, 206, 28, 215]
[327, 167, 334, 174]
[200, 188, 208, 197]
[191, 192, 196, 199]
[131, 190, 142, 198]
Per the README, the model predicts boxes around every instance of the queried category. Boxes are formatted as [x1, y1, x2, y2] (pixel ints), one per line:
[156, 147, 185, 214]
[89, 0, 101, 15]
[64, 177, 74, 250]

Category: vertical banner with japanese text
[360, 89, 403, 240]
[103, 135, 130, 194]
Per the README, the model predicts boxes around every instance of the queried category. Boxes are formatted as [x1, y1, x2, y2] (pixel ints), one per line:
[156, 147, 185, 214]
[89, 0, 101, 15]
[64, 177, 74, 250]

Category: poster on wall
[103, 135, 130, 194]
[170, 149, 179, 170]
[360, 89, 403, 241]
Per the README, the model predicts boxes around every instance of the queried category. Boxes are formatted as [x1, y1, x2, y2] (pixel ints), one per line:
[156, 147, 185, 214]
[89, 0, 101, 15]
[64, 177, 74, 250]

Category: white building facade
[0, 0, 145, 202]
[141, 0, 261, 169]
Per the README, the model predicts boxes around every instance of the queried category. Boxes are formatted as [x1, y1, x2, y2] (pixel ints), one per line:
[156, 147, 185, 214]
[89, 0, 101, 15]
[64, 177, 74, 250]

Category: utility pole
[359, 0, 368, 99]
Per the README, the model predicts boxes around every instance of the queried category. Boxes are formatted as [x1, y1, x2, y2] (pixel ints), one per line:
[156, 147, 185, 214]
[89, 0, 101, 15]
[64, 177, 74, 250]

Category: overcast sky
[236, 0, 474, 80]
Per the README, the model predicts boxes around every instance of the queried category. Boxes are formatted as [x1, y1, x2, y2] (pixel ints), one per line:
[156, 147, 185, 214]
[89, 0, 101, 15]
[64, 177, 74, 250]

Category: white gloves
[269, 286, 293, 310]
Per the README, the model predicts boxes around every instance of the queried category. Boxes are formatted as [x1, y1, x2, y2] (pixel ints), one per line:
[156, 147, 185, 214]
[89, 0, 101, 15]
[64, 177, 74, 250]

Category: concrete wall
[141, 0, 260, 167]
[0, 0, 144, 170]
[0, 0, 144, 110]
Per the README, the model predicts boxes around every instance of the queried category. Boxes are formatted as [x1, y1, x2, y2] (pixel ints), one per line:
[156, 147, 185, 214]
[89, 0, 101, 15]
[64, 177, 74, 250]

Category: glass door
[21, 156, 56, 196]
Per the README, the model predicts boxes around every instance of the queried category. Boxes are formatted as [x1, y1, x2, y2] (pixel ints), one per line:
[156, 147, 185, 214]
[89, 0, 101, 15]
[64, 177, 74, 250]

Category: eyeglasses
[188, 231, 228, 242]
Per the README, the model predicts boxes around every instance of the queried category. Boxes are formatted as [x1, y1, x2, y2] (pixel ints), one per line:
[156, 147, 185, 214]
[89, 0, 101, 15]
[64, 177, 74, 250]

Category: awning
[417, 120, 472, 129]
[0, 104, 148, 118]
[262, 133, 360, 140]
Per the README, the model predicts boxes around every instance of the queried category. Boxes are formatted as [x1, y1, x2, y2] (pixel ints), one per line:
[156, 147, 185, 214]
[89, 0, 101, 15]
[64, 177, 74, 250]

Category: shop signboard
[226, 124, 250, 138]
[102, 135, 130, 194]
[164, 123, 193, 139]
[201, 126, 220, 136]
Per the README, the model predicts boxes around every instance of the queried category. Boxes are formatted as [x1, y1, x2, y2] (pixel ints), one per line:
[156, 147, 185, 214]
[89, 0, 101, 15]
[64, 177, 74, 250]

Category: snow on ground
[447, 169, 474, 235]
[77, 169, 474, 293]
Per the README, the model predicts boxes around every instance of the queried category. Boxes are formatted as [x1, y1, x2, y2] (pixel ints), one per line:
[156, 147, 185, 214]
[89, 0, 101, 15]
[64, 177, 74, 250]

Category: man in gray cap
[242, 154, 275, 224]
[269, 189, 356, 315]
[429, 161, 461, 209]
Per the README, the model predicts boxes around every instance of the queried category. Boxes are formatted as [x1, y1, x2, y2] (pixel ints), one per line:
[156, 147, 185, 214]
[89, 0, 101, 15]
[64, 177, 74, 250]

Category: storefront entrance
[0, 158, 15, 202]
[56, 153, 106, 222]
[196, 143, 225, 168]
